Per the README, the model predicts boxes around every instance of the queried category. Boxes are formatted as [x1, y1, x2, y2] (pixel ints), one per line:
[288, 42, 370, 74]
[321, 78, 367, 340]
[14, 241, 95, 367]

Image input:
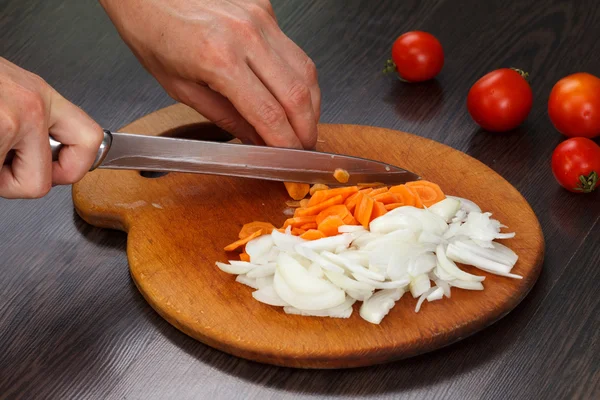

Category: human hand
[0, 58, 104, 199]
[99, 0, 321, 149]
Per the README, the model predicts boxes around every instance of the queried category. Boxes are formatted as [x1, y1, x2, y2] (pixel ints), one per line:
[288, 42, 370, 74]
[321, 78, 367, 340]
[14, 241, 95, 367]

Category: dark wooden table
[1, 0, 599, 399]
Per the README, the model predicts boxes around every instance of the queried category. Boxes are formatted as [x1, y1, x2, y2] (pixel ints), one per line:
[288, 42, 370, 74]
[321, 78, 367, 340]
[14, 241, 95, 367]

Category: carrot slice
[300, 229, 326, 241]
[307, 186, 358, 207]
[369, 187, 389, 196]
[318, 215, 346, 237]
[284, 182, 310, 200]
[354, 193, 374, 228]
[239, 252, 251, 262]
[299, 199, 310, 208]
[372, 192, 400, 204]
[333, 168, 350, 183]
[225, 229, 263, 252]
[406, 185, 424, 208]
[343, 214, 359, 225]
[315, 204, 351, 225]
[300, 222, 318, 230]
[385, 203, 404, 211]
[238, 221, 276, 239]
[283, 215, 317, 228]
[389, 184, 417, 207]
[371, 201, 388, 220]
[296, 194, 345, 217]
[309, 184, 329, 196]
[406, 180, 445, 207]
[291, 227, 306, 236]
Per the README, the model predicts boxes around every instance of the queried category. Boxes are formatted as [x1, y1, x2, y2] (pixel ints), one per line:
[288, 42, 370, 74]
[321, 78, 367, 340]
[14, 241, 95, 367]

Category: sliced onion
[252, 247, 280, 265]
[336, 250, 370, 267]
[246, 263, 276, 278]
[307, 262, 324, 278]
[351, 231, 384, 248]
[271, 228, 307, 252]
[415, 287, 437, 312]
[256, 276, 274, 289]
[436, 243, 485, 282]
[446, 243, 519, 278]
[276, 252, 340, 294]
[273, 269, 346, 311]
[408, 253, 437, 276]
[216, 261, 255, 275]
[409, 274, 431, 298]
[235, 274, 260, 289]
[252, 285, 289, 306]
[434, 279, 451, 297]
[447, 195, 481, 214]
[323, 270, 374, 301]
[293, 245, 345, 273]
[245, 234, 274, 261]
[284, 296, 355, 318]
[384, 206, 448, 235]
[359, 288, 404, 324]
[353, 274, 410, 289]
[369, 213, 422, 234]
[427, 197, 461, 222]
[451, 239, 517, 267]
[362, 229, 416, 250]
[426, 286, 444, 302]
[448, 279, 484, 290]
[419, 231, 443, 245]
[321, 251, 386, 281]
[297, 233, 353, 253]
[433, 264, 457, 281]
[338, 225, 366, 233]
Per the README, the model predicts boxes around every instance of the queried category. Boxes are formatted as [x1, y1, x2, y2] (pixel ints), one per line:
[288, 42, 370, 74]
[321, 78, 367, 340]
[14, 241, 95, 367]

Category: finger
[47, 90, 104, 185]
[266, 32, 321, 122]
[215, 65, 303, 149]
[0, 102, 19, 165]
[168, 78, 265, 146]
[247, 47, 318, 149]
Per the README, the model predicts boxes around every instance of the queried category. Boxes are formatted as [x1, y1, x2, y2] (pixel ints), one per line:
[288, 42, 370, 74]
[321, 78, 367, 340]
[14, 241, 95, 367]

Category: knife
[3, 130, 421, 186]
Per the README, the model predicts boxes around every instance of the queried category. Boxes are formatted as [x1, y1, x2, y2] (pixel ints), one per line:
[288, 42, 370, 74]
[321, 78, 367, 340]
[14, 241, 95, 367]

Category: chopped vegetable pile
[216, 180, 521, 324]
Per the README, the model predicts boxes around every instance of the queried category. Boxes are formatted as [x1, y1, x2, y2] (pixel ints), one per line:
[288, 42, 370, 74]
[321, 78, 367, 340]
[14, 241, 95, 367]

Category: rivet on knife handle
[3, 129, 113, 171]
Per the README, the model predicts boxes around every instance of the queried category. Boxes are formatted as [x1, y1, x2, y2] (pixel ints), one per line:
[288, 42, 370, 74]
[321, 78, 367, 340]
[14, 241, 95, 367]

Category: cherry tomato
[384, 31, 444, 82]
[466, 68, 533, 132]
[551, 137, 600, 193]
[548, 72, 600, 139]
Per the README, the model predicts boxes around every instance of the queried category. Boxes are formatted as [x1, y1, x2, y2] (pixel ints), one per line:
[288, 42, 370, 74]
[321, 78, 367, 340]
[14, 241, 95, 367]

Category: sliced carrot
[385, 203, 404, 211]
[372, 192, 400, 204]
[225, 229, 263, 252]
[354, 193, 375, 228]
[300, 229, 326, 241]
[309, 183, 329, 196]
[299, 199, 310, 208]
[359, 188, 375, 194]
[406, 185, 424, 208]
[371, 201, 388, 220]
[333, 168, 350, 183]
[389, 184, 417, 207]
[343, 214, 359, 225]
[406, 180, 445, 207]
[307, 186, 358, 207]
[238, 221, 276, 239]
[296, 194, 345, 217]
[239, 252, 251, 262]
[283, 215, 317, 228]
[291, 227, 306, 236]
[300, 222, 318, 230]
[315, 204, 351, 225]
[369, 187, 389, 196]
[318, 215, 346, 237]
[284, 182, 310, 200]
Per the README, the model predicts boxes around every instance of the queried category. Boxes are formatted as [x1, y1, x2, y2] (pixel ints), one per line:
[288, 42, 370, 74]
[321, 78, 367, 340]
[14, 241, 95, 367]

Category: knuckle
[213, 116, 240, 133]
[22, 179, 52, 199]
[286, 81, 311, 108]
[21, 89, 46, 124]
[0, 109, 20, 140]
[302, 58, 318, 85]
[257, 101, 286, 128]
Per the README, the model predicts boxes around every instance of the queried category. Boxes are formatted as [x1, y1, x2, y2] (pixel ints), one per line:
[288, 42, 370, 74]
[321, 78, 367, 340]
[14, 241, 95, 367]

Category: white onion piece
[216, 261, 255, 275]
[246, 263, 276, 278]
[434, 279, 451, 297]
[409, 274, 431, 298]
[284, 296, 355, 318]
[419, 231, 443, 245]
[273, 269, 346, 311]
[415, 287, 437, 312]
[293, 246, 345, 273]
[433, 264, 457, 281]
[436, 243, 485, 282]
[321, 251, 386, 281]
[427, 198, 461, 222]
[338, 225, 366, 233]
[307, 262, 324, 278]
[252, 285, 290, 306]
[235, 274, 260, 289]
[446, 243, 519, 278]
[451, 239, 517, 267]
[427, 286, 444, 302]
[271, 228, 307, 252]
[245, 234, 274, 261]
[452, 209, 467, 223]
[277, 252, 340, 294]
[362, 229, 416, 250]
[352, 231, 385, 248]
[256, 276, 274, 289]
[337, 250, 370, 267]
[323, 270, 374, 301]
[335, 245, 348, 254]
[447, 195, 482, 214]
[384, 206, 448, 235]
[353, 273, 410, 289]
[297, 233, 353, 253]
[359, 288, 404, 324]
[252, 247, 280, 265]
[457, 211, 515, 242]
[443, 222, 462, 239]
[448, 279, 484, 290]
[369, 213, 422, 234]
[408, 253, 437, 276]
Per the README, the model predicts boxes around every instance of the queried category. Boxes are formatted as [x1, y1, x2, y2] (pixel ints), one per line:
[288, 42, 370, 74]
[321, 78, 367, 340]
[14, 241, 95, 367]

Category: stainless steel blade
[99, 132, 421, 186]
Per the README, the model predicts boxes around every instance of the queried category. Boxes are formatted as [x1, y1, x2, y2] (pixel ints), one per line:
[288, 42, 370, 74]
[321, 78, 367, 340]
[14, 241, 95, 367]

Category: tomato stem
[574, 170, 598, 193]
[383, 59, 396, 75]
[510, 67, 530, 81]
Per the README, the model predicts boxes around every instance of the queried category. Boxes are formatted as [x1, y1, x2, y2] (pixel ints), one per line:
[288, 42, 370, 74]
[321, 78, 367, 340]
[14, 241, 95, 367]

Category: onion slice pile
[216, 196, 521, 324]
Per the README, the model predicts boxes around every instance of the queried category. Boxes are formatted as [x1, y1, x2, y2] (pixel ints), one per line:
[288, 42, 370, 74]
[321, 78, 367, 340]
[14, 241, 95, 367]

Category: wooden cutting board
[72, 103, 544, 369]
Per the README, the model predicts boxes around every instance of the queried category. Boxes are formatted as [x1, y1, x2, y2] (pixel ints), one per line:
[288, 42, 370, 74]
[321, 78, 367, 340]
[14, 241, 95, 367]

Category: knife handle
[3, 129, 113, 171]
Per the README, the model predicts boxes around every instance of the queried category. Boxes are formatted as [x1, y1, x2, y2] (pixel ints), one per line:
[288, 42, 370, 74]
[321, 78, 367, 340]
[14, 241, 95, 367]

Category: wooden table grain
[1, 0, 598, 399]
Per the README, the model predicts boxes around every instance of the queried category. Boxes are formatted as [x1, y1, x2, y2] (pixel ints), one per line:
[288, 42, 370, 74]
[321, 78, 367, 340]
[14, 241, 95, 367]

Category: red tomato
[467, 68, 533, 132]
[551, 137, 600, 193]
[548, 72, 600, 139]
[386, 31, 444, 82]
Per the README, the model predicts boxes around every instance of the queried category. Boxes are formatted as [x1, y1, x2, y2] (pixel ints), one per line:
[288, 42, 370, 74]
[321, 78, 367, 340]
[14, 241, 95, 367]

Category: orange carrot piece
[225, 229, 263, 252]
[315, 204, 351, 225]
[239, 252, 251, 262]
[359, 188, 375, 194]
[333, 168, 350, 183]
[284, 182, 310, 200]
[307, 186, 359, 207]
[406, 180, 445, 207]
[300, 229, 326, 241]
[369, 187, 389, 196]
[343, 214, 359, 225]
[372, 192, 400, 204]
[300, 222, 318, 230]
[385, 203, 404, 211]
[371, 201, 388, 220]
[354, 193, 374, 228]
[309, 183, 330, 196]
[283, 215, 317, 228]
[296, 195, 345, 217]
[299, 199, 310, 208]
[318, 215, 346, 237]
[406, 185, 424, 208]
[389, 184, 417, 207]
[238, 222, 276, 239]
[292, 227, 306, 236]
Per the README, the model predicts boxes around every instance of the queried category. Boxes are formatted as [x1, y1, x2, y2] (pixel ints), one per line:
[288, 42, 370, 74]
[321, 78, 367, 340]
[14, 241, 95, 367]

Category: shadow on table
[137, 266, 548, 396]
[382, 78, 445, 122]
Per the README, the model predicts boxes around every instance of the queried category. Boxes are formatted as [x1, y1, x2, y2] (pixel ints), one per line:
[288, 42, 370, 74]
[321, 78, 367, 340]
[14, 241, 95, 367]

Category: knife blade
[4, 130, 421, 186]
